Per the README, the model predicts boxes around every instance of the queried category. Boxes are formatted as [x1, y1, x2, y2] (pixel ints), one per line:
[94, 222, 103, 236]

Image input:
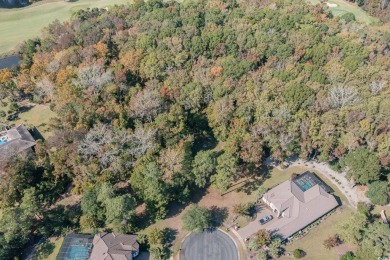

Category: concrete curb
[219, 228, 241, 260]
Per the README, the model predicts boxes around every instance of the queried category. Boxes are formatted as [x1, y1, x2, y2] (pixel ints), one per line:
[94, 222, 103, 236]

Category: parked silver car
[259, 215, 273, 225]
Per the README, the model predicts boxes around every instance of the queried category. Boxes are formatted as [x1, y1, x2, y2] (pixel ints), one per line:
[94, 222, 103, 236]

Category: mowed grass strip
[0, 0, 133, 55]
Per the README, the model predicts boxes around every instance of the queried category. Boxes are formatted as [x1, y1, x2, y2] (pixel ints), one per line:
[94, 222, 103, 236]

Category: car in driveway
[259, 215, 273, 225]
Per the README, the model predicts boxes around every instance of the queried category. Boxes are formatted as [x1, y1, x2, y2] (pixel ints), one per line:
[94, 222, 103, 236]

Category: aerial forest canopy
[1, 0, 389, 222]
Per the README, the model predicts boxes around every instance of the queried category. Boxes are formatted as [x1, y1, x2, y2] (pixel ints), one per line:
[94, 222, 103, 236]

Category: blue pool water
[67, 245, 90, 260]
[0, 139, 8, 146]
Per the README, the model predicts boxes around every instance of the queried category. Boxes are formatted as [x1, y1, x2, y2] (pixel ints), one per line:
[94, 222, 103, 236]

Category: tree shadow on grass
[42, 204, 81, 236]
[164, 186, 209, 219]
[32, 241, 55, 260]
[164, 227, 178, 246]
[236, 164, 274, 195]
[136, 186, 210, 230]
[135, 209, 152, 230]
[31, 126, 45, 141]
[209, 206, 229, 228]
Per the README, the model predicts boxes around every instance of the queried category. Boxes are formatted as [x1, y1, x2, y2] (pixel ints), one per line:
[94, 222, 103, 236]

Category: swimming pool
[57, 234, 94, 260]
[0, 136, 8, 146]
[293, 172, 332, 192]
[66, 245, 91, 260]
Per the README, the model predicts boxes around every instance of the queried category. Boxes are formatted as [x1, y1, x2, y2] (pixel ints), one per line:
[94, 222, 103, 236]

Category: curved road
[180, 229, 238, 260]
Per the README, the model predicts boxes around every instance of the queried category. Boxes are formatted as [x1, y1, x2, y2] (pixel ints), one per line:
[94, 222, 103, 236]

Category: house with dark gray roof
[89, 232, 139, 260]
[0, 125, 36, 167]
[262, 172, 339, 239]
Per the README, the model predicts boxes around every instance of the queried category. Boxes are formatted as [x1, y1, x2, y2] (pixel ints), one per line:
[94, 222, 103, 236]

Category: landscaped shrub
[293, 249, 304, 258]
[247, 239, 260, 251]
[233, 202, 255, 217]
[341, 13, 356, 23]
[329, 162, 342, 172]
[366, 181, 389, 205]
[341, 251, 354, 260]
[256, 249, 268, 260]
[323, 235, 341, 249]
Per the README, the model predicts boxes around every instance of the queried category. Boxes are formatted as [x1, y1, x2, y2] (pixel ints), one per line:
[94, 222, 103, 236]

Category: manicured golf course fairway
[0, 0, 132, 55]
[0, 0, 376, 56]
[308, 0, 377, 25]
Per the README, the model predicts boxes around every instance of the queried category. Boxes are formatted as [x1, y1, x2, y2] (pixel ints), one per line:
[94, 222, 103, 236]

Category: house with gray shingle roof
[262, 172, 339, 239]
[0, 125, 36, 167]
[89, 232, 139, 260]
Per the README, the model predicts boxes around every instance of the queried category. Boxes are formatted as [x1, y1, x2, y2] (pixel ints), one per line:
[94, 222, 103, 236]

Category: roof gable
[263, 173, 339, 239]
[90, 232, 139, 260]
[0, 125, 35, 165]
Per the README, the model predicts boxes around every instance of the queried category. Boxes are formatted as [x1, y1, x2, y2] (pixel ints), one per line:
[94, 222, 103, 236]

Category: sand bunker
[326, 2, 338, 7]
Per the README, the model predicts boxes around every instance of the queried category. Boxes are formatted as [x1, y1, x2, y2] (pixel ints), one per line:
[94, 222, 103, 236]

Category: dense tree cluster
[182, 204, 212, 232]
[0, 0, 389, 257]
[338, 203, 390, 259]
[247, 229, 283, 259]
[80, 182, 136, 232]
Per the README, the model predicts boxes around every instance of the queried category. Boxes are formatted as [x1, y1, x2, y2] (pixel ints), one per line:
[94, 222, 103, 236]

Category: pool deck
[56, 234, 93, 260]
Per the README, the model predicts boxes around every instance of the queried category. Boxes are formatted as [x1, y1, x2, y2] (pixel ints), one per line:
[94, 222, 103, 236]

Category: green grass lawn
[33, 236, 63, 260]
[47, 237, 63, 260]
[15, 104, 57, 139]
[307, 0, 377, 24]
[1, 99, 56, 138]
[282, 206, 354, 260]
[0, 98, 11, 114]
[261, 167, 292, 189]
[372, 204, 390, 216]
[0, 0, 133, 55]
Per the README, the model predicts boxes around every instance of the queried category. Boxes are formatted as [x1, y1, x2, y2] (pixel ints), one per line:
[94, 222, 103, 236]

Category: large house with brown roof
[0, 125, 36, 167]
[89, 232, 139, 260]
[262, 172, 339, 239]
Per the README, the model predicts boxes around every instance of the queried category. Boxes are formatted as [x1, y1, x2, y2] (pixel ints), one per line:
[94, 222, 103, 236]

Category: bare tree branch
[328, 84, 360, 109]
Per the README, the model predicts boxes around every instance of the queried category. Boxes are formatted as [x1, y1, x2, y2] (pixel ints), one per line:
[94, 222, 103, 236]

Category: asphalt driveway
[179, 229, 238, 260]
[237, 204, 277, 240]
